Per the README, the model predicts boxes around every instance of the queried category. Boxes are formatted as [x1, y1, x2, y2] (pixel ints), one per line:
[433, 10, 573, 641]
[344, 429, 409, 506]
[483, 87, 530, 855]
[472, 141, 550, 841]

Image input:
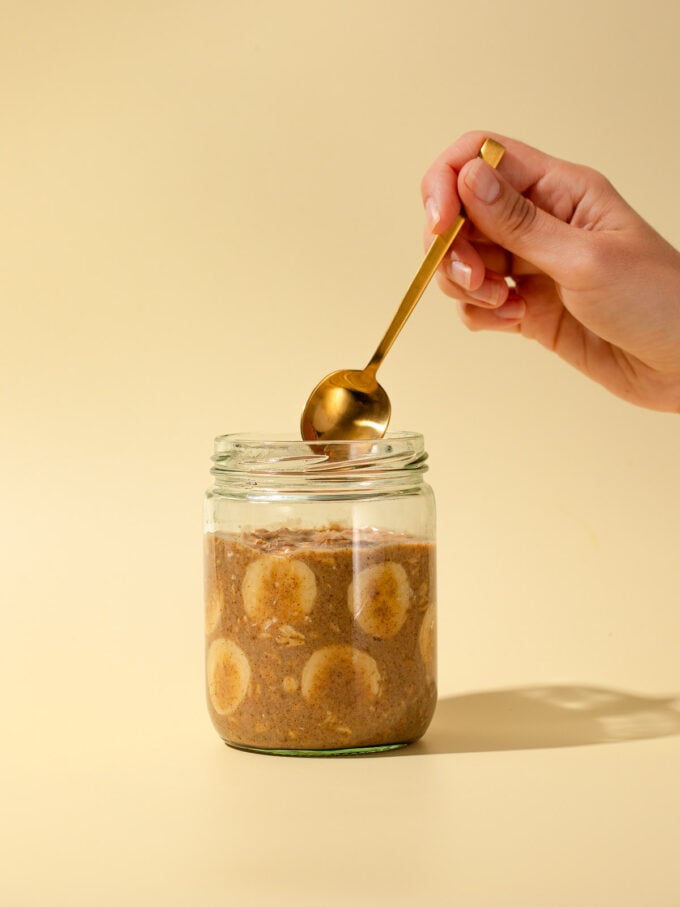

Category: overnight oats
[204, 434, 436, 755]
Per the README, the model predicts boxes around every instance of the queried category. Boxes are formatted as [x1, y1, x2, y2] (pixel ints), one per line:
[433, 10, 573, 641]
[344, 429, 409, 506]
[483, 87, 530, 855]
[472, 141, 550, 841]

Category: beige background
[3, 1, 680, 905]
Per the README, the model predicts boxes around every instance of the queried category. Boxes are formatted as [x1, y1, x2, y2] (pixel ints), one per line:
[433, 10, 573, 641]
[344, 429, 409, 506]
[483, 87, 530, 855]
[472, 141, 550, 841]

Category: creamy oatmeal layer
[205, 527, 436, 751]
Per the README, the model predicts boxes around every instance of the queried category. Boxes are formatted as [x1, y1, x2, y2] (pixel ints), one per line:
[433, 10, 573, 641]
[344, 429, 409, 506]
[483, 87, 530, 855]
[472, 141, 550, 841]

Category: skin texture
[421, 131, 680, 413]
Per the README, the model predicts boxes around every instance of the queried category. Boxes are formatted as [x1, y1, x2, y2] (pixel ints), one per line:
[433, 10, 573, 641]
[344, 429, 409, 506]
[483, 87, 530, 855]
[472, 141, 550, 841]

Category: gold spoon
[300, 138, 506, 442]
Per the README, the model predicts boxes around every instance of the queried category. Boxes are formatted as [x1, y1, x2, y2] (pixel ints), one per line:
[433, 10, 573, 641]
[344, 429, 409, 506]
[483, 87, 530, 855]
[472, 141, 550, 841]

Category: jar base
[224, 740, 409, 757]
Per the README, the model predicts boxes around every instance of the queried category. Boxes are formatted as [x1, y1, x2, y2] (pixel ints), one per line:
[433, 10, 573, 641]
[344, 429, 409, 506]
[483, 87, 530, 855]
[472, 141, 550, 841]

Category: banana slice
[242, 555, 317, 624]
[301, 645, 381, 705]
[206, 638, 251, 716]
[205, 590, 222, 636]
[347, 561, 411, 638]
[418, 604, 436, 683]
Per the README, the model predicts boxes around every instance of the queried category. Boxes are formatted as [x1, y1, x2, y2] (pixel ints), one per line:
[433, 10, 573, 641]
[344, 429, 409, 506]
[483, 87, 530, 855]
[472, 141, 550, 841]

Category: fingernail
[449, 258, 472, 289]
[468, 279, 508, 307]
[494, 298, 526, 320]
[425, 197, 440, 231]
[464, 159, 501, 204]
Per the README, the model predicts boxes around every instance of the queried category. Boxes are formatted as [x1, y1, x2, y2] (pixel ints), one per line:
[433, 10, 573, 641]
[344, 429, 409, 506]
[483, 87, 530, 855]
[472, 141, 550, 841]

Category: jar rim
[211, 431, 427, 482]
[214, 430, 423, 450]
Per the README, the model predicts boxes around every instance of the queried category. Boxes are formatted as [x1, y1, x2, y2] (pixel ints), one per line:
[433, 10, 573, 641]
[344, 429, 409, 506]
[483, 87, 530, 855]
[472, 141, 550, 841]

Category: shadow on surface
[400, 684, 680, 756]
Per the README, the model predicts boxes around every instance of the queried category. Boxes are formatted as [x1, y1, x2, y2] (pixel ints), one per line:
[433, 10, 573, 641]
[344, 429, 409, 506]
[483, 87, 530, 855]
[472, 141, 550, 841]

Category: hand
[421, 131, 680, 413]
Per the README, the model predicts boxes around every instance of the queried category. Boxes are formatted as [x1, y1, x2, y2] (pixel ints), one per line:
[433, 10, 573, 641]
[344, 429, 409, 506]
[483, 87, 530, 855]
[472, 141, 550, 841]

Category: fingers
[457, 156, 576, 283]
[437, 265, 511, 308]
[422, 131, 598, 333]
[421, 160, 461, 234]
[422, 131, 598, 285]
[433, 231, 516, 308]
[452, 236, 513, 279]
[421, 130, 553, 234]
[458, 295, 527, 332]
[422, 130, 558, 210]
[459, 273, 576, 350]
[446, 236, 485, 291]
[423, 132, 634, 364]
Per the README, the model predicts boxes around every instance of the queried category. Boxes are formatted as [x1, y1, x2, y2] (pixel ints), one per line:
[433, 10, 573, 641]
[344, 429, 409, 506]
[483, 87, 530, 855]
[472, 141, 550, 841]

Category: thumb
[458, 157, 575, 282]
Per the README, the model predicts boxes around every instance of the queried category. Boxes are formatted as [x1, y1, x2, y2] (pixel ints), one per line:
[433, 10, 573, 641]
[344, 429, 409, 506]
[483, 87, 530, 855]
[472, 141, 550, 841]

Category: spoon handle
[366, 138, 505, 374]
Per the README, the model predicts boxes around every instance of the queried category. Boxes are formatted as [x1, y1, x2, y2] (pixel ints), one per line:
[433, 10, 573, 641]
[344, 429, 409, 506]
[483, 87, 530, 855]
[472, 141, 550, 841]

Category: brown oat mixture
[205, 526, 436, 751]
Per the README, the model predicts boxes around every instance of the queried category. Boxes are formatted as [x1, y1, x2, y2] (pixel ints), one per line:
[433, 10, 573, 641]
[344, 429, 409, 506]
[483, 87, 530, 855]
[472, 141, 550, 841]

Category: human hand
[421, 131, 680, 412]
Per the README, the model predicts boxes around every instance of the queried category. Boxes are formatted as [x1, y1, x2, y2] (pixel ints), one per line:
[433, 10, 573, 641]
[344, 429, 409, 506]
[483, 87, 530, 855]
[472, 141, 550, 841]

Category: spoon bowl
[300, 368, 390, 442]
[300, 138, 505, 443]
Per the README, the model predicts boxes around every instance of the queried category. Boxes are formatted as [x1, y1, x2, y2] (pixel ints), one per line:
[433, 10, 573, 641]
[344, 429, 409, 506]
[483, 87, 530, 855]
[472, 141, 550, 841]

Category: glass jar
[204, 432, 436, 756]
